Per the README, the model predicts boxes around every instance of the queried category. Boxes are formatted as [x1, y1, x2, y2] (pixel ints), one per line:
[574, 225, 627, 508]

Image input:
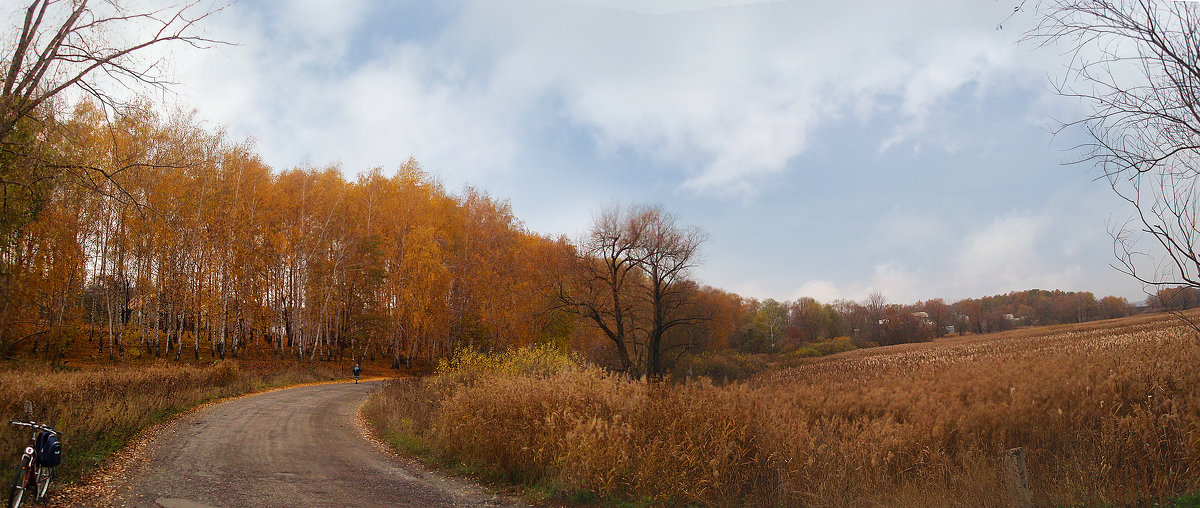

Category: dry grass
[0, 359, 344, 484]
[365, 314, 1200, 506]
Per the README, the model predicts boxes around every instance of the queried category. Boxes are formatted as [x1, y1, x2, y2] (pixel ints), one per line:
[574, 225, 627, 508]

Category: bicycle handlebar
[9, 420, 60, 437]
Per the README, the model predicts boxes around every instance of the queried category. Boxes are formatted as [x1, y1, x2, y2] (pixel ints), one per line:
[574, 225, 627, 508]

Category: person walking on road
[353, 362, 362, 384]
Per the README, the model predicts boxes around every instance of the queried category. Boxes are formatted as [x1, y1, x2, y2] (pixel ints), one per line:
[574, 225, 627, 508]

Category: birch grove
[0, 104, 565, 362]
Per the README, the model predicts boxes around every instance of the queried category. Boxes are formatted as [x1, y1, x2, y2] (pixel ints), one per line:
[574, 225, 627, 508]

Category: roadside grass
[0, 359, 344, 485]
[364, 315, 1200, 507]
[1170, 492, 1200, 507]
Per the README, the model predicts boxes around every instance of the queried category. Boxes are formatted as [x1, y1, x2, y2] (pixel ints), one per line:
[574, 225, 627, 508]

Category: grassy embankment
[364, 314, 1200, 507]
[0, 359, 347, 484]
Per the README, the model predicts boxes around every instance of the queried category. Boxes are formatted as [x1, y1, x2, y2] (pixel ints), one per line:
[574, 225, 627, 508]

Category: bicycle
[7, 420, 61, 508]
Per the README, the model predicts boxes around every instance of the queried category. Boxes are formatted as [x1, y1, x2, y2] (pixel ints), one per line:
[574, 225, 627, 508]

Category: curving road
[112, 380, 522, 508]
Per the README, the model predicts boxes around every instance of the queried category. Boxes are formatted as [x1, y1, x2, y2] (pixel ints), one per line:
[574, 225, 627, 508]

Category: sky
[14, 0, 1156, 304]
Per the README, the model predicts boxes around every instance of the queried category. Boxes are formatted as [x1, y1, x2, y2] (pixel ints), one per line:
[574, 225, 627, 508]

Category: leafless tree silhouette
[0, 0, 225, 221]
[552, 204, 708, 378]
[1, 0, 224, 143]
[1031, 0, 1200, 328]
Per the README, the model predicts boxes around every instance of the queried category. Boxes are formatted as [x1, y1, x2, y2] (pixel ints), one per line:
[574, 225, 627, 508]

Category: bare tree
[551, 205, 645, 373]
[1, 0, 223, 141]
[1031, 0, 1200, 323]
[632, 206, 708, 379]
[863, 291, 887, 343]
[553, 204, 708, 378]
[0, 0, 224, 225]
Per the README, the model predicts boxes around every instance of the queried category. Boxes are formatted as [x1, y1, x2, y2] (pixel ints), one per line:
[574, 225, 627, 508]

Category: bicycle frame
[8, 421, 60, 508]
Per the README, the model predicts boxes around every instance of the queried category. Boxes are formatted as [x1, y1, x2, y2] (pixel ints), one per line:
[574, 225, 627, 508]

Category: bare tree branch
[1033, 1, 1200, 329]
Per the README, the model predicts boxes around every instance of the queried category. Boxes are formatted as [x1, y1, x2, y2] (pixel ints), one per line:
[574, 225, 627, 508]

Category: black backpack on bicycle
[35, 431, 61, 467]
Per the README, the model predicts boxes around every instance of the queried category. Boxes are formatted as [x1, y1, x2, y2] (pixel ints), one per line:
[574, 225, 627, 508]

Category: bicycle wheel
[7, 455, 31, 508]
[33, 466, 50, 501]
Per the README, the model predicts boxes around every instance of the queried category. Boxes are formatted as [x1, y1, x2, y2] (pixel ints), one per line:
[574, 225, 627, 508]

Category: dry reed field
[0, 360, 343, 483]
[364, 315, 1200, 507]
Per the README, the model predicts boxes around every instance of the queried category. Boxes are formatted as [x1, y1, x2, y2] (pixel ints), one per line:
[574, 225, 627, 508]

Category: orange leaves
[4, 101, 568, 363]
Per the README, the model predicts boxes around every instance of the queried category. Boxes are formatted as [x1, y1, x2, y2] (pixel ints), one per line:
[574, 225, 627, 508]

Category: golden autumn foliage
[364, 314, 1200, 507]
[0, 103, 571, 364]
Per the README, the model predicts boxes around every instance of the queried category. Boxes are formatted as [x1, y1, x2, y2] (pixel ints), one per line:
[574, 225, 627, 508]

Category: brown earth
[74, 380, 522, 508]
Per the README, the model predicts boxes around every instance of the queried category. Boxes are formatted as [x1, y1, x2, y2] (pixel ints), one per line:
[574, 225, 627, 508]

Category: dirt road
[111, 380, 522, 508]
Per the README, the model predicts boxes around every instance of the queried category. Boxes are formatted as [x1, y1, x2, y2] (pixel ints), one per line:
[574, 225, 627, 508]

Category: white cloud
[267, 0, 371, 43]
[872, 209, 950, 256]
[566, 0, 784, 15]
[134, 0, 1149, 304]
[162, 1, 522, 181]
[0, 0, 1152, 304]
[785, 202, 1131, 305]
[448, 0, 1048, 195]
[791, 279, 848, 303]
[326, 47, 521, 181]
[870, 262, 923, 303]
[956, 214, 1047, 280]
[160, 0, 1064, 194]
[790, 263, 921, 304]
[949, 213, 1088, 294]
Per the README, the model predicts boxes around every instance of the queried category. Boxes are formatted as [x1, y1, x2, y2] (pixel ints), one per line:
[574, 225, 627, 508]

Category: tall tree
[0, 0, 222, 357]
[554, 204, 708, 378]
[552, 205, 644, 373]
[751, 299, 787, 353]
[634, 205, 707, 378]
[863, 291, 888, 343]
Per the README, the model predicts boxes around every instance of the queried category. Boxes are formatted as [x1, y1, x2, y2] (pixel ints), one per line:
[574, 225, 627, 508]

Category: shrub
[364, 344, 582, 470]
[433, 343, 579, 386]
[423, 369, 784, 504]
[811, 336, 857, 356]
[668, 351, 767, 383]
[791, 346, 821, 358]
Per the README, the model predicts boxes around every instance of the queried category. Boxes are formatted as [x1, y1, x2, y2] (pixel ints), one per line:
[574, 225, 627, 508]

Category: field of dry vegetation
[364, 313, 1200, 507]
[0, 360, 344, 483]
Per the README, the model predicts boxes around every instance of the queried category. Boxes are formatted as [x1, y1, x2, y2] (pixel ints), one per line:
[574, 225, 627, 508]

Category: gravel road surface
[111, 380, 522, 508]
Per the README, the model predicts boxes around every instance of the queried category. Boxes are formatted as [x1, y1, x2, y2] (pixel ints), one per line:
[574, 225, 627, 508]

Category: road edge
[47, 376, 394, 507]
[355, 381, 531, 508]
